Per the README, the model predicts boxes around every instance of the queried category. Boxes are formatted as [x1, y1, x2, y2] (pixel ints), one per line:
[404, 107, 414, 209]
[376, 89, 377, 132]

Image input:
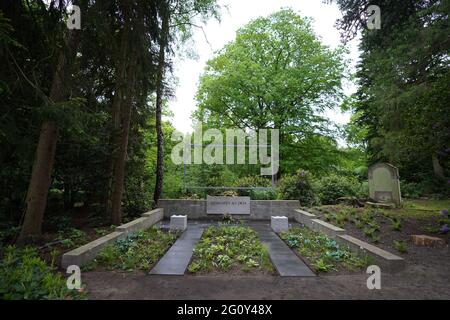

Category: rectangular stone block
[116, 212, 163, 233]
[61, 231, 126, 268]
[336, 234, 405, 273]
[142, 208, 164, 218]
[271, 216, 289, 233]
[170, 215, 187, 231]
[293, 209, 316, 226]
[310, 219, 345, 239]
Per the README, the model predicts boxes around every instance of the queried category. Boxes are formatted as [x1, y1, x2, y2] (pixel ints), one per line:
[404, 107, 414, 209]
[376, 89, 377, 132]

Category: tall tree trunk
[106, 11, 131, 219]
[110, 0, 136, 225]
[17, 31, 80, 244]
[153, 3, 170, 206]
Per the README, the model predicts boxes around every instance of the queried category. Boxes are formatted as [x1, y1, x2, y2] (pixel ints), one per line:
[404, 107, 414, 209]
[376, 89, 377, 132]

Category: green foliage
[0, 246, 85, 300]
[94, 228, 178, 271]
[56, 228, 88, 249]
[188, 225, 273, 274]
[336, 0, 450, 190]
[194, 8, 347, 176]
[391, 217, 402, 231]
[280, 227, 369, 273]
[315, 174, 361, 205]
[278, 170, 318, 206]
[393, 241, 408, 254]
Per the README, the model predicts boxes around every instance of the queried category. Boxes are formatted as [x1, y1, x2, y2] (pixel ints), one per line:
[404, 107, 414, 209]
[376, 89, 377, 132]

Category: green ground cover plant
[188, 225, 274, 274]
[280, 227, 370, 273]
[88, 227, 179, 271]
[0, 246, 85, 300]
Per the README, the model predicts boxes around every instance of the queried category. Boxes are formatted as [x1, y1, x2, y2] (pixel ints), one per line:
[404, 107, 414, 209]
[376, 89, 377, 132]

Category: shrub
[315, 174, 360, 205]
[401, 181, 422, 199]
[0, 246, 85, 300]
[233, 176, 272, 197]
[277, 170, 318, 206]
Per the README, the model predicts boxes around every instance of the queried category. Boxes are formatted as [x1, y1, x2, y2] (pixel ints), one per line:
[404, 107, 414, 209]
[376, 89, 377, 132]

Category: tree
[152, 0, 220, 204]
[16, 1, 81, 243]
[335, 0, 450, 185]
[194, 8, 347, 176]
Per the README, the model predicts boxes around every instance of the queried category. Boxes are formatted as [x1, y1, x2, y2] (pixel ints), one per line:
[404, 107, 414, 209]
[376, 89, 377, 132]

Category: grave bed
[278, 226, 370, 275]
[187, 223, 276, 276]
[83, 226, 181, 272]
[305, 203, 449, 268]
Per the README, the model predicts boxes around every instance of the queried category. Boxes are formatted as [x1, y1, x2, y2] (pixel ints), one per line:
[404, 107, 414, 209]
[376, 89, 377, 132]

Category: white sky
[167, 0, 360, 134]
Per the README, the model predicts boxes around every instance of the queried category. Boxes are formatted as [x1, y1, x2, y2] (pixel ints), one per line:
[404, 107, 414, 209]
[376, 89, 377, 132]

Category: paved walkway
[252, 223, 315, 277]
[149, 224, 205, 275]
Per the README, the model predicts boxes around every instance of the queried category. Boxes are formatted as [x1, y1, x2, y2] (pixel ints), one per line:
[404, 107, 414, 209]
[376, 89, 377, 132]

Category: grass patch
[188, 225, 274, 274]
[87, 227, 179, 271]
[280, 227, 370, 273]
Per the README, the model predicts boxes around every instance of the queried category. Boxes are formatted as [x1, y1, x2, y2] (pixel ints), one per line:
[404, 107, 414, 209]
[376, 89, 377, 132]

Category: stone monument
[368, 163, 402, 207]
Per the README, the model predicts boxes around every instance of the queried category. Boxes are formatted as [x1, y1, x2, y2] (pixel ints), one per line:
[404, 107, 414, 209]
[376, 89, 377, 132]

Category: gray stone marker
[271, 216, 288, 233]
[170, 215, 187, 231]
[368, 163, 402, 207]
[149, 224, 204, 275]
[206, 195, 250, 215]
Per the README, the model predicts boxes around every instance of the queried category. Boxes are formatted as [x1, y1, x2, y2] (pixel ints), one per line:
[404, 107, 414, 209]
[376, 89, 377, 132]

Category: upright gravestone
[368, 163, 402, 207]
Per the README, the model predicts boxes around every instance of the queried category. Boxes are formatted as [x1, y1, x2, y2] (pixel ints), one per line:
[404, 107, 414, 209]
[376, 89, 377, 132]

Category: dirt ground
[81, 202, 450, 299]
[83, 258, 450, 299]
[83, 236, 450, 299]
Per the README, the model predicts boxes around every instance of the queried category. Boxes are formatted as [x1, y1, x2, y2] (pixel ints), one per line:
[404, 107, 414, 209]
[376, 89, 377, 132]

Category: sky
[167, 0, 361, 134]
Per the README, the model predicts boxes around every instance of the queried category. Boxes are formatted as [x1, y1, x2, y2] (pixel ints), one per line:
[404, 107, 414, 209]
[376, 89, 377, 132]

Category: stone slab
[150, 225, 204, 275]
[336, 234, 405, 273]
[206, 196, 250, 215]
[116, 210, 163, 233]
[410, 235, 445, 247]
[61, 231, 127, 268]
[293, 209, 316, 227]
[254, 226, 315, 277]
[310, 219, 345, 239]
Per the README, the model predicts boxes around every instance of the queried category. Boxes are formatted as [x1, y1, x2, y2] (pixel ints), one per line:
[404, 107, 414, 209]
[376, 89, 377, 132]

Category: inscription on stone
[206, 196, 250, 215]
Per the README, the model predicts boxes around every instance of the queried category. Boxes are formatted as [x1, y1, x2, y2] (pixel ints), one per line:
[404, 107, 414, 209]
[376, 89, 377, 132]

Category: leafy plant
[188, 226, 273, 274]
[391, 217, 402, 231]
[315, 174, 360, 205]
[393, 240, 408, 253]
[94, 228, 178, 271]
[278, 170, 318, 206]
[280, 227, 368, 273]
[0, 246, 85, 300]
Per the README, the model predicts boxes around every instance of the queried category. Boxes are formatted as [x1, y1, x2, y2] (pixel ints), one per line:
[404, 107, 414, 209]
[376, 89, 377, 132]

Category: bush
[401, 181, 422, 199]
[232, 175, 276, 199]
[278, 170, 318, 206]
[315, 174, 360, 205]
[0, 246, 84, 300]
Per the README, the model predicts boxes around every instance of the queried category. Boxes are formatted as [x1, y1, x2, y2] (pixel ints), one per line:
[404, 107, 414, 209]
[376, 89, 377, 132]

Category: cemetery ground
[1, 199, 449, 299]
[83, 199, 449, 299]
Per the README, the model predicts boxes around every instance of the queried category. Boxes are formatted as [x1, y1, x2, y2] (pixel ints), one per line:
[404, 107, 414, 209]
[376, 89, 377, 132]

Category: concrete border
[116, 209, 164, 233]
[158, 199, 299, 220]
[292, 208, 405, 273]
[336, 234, 405, 273]
[61, 208, 164, 268]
